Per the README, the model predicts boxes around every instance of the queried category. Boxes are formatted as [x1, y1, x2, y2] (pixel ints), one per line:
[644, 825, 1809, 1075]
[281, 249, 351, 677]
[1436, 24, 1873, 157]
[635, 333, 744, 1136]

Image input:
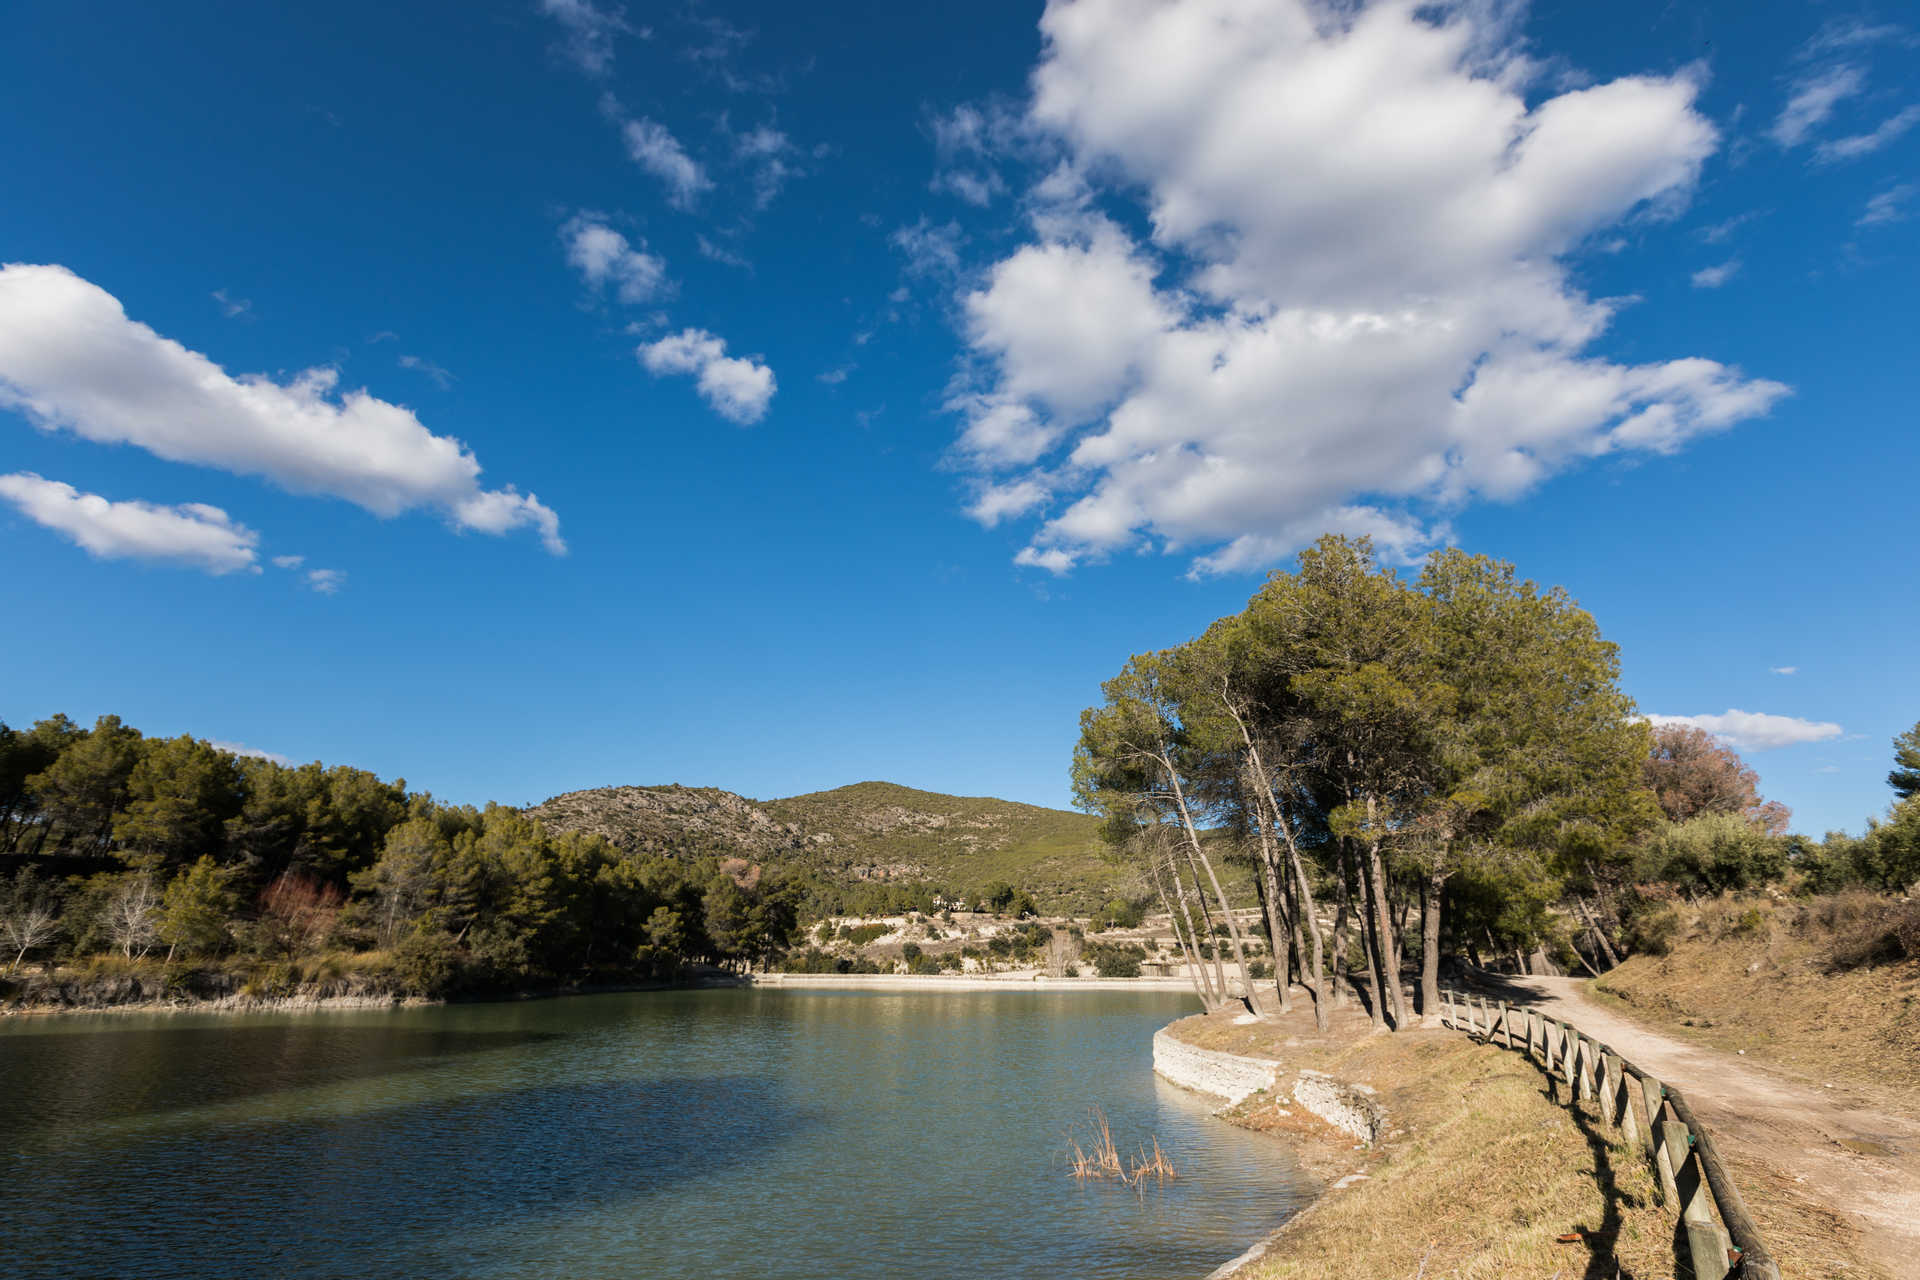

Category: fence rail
[1440, 985, 1779, 1280]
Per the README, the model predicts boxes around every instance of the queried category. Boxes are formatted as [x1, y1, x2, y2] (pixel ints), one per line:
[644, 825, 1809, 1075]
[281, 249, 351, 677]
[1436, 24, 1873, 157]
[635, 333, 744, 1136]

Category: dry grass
[1066, 1107, 1177, 1185]
[1169, 1007, 1679, 1280]
[1595, 894, 1920, 1099]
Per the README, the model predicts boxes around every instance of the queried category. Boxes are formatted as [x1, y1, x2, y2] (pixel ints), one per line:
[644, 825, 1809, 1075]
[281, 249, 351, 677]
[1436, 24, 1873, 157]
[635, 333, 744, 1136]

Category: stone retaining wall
[1152, 1027, 1281, 1104]
[1154, 1024, 1388, 1144]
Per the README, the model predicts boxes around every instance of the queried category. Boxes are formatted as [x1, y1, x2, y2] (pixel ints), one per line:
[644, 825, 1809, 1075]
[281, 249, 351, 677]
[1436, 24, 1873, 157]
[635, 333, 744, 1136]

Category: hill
[525, 780, 1140, 914]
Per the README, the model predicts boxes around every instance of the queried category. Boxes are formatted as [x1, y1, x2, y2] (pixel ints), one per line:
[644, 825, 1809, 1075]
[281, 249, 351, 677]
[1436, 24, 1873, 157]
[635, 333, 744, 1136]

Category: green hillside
[526, 780, 1142, 915]
[761, 781, 1138, 911]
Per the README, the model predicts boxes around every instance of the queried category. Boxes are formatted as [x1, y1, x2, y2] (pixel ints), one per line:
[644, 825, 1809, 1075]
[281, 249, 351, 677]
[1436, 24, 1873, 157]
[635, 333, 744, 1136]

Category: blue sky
[1, 0, 1914, 836]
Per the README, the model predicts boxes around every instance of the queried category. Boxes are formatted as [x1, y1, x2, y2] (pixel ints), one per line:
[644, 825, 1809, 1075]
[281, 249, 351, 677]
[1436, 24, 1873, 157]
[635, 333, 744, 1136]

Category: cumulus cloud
[1646, 709, 1843, 752]
[621, 118, 711, 209]
[0, 472, 260, 574]
[1691, 259, 1741, 289]
[949, 0, 1787, 575]
[562, 216, 669, 302]
[638, 328, 776, 424]
[271, 554, 305, 569]
[305, 567, 346, 594]
[1770, 665, 1798, 676]
[0, 264, 564, 554]
[538, 0, 638, 77]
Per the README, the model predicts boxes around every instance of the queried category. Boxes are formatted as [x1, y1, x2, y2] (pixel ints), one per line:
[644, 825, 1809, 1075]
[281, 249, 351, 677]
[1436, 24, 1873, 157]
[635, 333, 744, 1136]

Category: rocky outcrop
[526, 784, 813, 859]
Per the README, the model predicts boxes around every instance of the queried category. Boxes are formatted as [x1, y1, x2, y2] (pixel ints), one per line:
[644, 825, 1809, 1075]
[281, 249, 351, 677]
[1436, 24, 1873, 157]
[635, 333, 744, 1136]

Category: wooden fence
[1440, 985, 1779, 1280]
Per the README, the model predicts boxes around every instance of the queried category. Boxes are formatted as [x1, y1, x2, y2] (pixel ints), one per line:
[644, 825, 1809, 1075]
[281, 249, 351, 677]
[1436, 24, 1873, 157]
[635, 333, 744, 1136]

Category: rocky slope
[525, 780, 1140, 911]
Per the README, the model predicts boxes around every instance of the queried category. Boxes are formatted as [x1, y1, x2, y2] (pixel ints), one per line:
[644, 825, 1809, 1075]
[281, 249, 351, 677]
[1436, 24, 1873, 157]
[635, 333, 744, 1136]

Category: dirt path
[1487, 974, 1920, 1279]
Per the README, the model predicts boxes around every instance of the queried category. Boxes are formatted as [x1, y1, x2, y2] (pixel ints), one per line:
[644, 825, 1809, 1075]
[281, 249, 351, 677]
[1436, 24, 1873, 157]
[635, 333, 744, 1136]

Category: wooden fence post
[1645, 1078, 1680, 1206]
[1663, 1119, 1734, 1280]
[1615, 1061, 1640, 1147]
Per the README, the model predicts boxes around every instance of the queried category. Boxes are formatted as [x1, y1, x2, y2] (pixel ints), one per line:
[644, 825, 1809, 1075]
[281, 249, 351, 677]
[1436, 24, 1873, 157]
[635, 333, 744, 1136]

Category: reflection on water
[0, 989, 1312, 1280]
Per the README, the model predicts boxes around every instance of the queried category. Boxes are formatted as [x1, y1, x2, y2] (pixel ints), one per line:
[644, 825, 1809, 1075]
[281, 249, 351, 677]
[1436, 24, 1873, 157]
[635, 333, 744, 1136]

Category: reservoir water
[0, 988, 1313, 1279]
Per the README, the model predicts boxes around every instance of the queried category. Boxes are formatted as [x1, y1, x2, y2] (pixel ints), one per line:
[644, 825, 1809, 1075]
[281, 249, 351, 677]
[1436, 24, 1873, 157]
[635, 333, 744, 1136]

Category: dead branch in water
[1067, 1108, 1178, 1186]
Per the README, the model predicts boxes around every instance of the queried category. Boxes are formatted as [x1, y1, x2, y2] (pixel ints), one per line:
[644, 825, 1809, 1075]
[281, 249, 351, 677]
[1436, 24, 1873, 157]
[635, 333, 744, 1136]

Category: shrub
[1084, 942, 1145, 977]
[1825, 897, 1920, 971]
[1622, 905, 1685, 956]
[1248, 958, 1272, 979]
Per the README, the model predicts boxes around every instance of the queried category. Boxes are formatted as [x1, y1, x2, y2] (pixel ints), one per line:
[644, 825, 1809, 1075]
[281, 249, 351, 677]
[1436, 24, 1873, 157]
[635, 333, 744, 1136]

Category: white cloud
[696, 234, 751, 269]
[1770, 665, 1798, 676]
[967, 478, 1051, 527]
[1691, 259, 1741, 289]
[1771, 65, 1864, 147]
[1013, 545, 1076, 575]
[1799, 20, 1911, 59]
[211, 288, 251, 319]
[1697, 211, 1760, 244]
[0, 472, 259, 574]
[817, 365, 853, 385]
[1647, 709, 1843, 751]
[271, 553, 305, 569]
[207, 739, 293, 766]
[621, 118, 711, 208]
[397, 354, 455, 389]
[537, 0, 638, 78]
[562, 216, 668, 303]
[1815, 105, 1920, 163]
[891, 218, 968, 280]
[305, 567, 346, 594]
[638, 328, 776, 424]
[0, 264, 564, 554]
[730, 123, 802, 209]
[928, 100, 1023, 205]
[950, 0, 1787, 575]
[1859, 183, 1916, 226]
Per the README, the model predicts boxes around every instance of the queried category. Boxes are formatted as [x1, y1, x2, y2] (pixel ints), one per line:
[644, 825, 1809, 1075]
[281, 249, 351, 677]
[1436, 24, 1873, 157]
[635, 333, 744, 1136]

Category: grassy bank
[1593, 892, 1920, 1096]
[1170, 1006, 1679, 1280]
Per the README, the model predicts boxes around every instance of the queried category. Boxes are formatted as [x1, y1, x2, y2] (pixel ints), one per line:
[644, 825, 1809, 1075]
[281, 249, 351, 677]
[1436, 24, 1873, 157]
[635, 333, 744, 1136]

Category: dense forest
[1074, 535, 1920, 1026]
[0, 719, 806, 997]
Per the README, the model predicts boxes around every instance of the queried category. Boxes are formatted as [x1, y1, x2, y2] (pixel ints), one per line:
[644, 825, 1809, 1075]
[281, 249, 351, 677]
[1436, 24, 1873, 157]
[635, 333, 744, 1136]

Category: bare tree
[256, 871, 343, 961]
[105, 873, 160, 960]
[3, 902, 59, 973]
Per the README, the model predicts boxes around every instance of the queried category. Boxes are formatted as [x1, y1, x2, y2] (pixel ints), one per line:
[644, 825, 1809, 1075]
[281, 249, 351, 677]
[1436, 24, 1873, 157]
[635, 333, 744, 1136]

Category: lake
[0, 988, 1314, 1280]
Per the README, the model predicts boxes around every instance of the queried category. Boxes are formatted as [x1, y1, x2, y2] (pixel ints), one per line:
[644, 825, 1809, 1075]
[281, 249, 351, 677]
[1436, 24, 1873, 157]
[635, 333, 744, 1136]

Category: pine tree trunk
[1420, 866, 1446, 1024]
[1331, 849, 1352, 1010]
[1164, 760, 1257, 1011]
[1157, 833, 1220, 1009]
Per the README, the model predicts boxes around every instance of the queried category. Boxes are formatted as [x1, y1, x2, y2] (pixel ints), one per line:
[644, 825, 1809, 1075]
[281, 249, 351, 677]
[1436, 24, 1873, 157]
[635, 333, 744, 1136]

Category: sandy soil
[1490, 974, 1920, 1280]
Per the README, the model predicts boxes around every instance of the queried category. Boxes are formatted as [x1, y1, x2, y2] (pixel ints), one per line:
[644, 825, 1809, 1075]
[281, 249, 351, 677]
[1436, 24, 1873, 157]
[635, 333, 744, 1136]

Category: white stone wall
[1152, 1028, 1280, 1104]
[1153, 1025, 1388, 1145]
